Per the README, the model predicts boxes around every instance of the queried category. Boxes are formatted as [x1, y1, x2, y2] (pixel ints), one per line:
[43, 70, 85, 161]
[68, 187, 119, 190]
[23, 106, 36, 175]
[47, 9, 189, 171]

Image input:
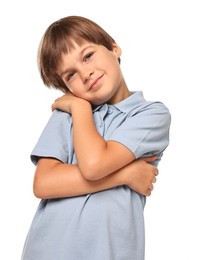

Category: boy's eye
[84, 52, 93, 62]
[66, 72, 75, 81]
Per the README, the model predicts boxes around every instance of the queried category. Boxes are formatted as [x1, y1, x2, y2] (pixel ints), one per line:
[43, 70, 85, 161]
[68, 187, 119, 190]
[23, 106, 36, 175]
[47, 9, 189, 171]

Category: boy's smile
[57, 40, 130, 105]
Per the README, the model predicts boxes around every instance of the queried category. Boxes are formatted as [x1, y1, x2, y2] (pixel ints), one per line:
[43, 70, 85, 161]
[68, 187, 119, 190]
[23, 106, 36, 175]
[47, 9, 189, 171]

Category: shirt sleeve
[30, 110, 73, 165]
[108, 101, 171, 159]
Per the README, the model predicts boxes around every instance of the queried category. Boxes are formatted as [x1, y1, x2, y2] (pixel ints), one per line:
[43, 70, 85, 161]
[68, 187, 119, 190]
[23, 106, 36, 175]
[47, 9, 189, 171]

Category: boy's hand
[51, 93, 90, 113]
[124, 156, 158, 196]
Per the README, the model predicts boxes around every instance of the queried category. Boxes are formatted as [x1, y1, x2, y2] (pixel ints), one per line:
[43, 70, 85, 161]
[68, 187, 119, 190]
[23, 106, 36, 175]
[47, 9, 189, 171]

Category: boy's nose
[83, 71, 94, 83]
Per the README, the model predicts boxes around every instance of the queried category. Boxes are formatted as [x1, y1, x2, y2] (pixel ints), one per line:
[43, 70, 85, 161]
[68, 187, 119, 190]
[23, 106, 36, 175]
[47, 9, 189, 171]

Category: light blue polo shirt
[22, 91, 171, 260]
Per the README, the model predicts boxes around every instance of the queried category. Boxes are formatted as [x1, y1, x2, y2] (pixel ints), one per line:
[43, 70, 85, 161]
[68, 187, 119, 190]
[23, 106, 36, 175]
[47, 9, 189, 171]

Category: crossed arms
[33, 94, 159, 199]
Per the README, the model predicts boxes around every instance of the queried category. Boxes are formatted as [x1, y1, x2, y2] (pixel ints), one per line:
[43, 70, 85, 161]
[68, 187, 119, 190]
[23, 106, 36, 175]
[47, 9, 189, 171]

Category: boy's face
[57, 40, 128, 105]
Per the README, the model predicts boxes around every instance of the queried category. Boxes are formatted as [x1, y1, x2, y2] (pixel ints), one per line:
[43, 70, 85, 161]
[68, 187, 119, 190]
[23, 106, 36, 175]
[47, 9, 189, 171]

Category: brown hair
[38, 16, 116, 92]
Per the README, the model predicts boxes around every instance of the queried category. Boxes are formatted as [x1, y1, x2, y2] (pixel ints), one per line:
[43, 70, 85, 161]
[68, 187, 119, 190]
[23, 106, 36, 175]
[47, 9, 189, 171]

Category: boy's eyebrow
[59, 45, 94, 77]
[60, 68, 70, 77]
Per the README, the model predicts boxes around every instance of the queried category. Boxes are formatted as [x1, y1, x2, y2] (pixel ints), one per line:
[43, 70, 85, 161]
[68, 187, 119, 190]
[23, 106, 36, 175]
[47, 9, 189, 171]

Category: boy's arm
[33, 156, 157, 199]
[52, 95, 135, 180]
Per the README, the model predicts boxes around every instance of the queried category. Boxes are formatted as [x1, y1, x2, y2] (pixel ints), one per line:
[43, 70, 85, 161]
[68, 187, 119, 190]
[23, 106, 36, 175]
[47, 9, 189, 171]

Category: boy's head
[38, 16, 117, 92]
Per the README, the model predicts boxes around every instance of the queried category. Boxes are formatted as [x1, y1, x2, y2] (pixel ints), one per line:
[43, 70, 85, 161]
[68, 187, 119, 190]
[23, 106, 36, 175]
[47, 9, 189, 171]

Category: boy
[22, 16, 171, 260]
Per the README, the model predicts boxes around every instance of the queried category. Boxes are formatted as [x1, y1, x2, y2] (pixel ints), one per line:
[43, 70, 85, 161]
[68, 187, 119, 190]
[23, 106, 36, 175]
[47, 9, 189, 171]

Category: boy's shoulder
[42, 109, 72, 131]
[115, 91, 170, 116]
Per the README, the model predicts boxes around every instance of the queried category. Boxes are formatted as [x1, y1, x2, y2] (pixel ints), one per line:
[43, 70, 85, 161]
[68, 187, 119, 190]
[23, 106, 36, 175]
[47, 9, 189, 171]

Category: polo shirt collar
[92, 91, 145, 113]
[113, 91, 145, 113]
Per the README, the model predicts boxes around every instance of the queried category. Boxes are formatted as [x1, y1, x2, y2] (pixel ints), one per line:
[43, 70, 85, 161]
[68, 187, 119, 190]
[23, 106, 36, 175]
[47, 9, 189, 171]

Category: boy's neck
[107, 83, 131, 105]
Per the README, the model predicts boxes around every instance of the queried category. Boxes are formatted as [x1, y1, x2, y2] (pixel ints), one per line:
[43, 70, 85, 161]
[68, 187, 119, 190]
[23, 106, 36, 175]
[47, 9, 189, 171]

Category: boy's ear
[112, 43, 122, 58]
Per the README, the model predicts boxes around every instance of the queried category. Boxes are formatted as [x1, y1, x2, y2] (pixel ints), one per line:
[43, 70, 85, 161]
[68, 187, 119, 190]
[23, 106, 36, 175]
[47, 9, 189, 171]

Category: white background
[0, 0, 197, 259]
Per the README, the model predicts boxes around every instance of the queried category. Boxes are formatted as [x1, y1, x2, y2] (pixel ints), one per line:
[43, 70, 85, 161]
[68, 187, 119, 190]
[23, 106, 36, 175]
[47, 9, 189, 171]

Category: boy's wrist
[71, 99, 91, 114]
[115, 166, 130, 186]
